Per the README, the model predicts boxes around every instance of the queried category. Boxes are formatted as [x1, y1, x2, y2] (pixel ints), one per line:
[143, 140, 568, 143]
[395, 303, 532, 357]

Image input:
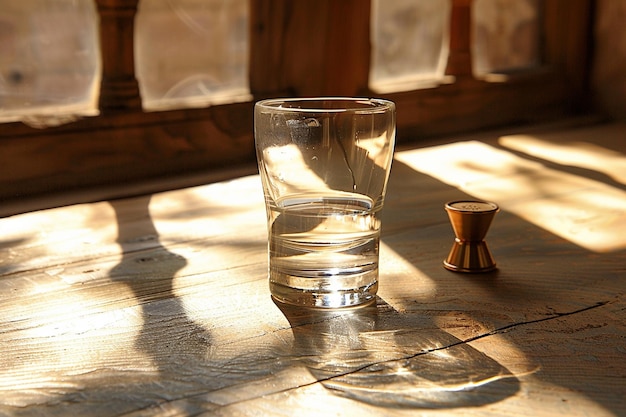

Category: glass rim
[255, 97, 395, 114]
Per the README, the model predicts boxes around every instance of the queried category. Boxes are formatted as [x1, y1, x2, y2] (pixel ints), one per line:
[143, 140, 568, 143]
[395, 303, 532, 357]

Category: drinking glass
[254, 97, 396, 308]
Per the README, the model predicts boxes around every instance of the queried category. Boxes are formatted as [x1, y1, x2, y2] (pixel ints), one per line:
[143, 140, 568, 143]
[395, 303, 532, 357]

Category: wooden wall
[0, 0, 598, 216]
[592, 0, 626, 120]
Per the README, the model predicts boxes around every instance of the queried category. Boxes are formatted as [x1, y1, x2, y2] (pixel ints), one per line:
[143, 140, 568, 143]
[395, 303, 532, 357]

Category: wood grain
[0, 123, 624, 416]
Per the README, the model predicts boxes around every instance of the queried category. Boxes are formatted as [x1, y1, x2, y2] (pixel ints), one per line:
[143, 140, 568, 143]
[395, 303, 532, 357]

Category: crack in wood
[152, 299, 615, 413]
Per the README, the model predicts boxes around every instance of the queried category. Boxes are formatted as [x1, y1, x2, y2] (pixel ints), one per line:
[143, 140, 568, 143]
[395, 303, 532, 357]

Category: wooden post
[96, 0, 142, 112]
[445, 0, 473, 78]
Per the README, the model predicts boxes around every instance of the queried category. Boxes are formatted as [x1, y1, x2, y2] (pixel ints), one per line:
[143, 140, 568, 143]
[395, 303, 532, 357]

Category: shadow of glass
[275, 298, 519, 409]
[381, 157, 625, 416]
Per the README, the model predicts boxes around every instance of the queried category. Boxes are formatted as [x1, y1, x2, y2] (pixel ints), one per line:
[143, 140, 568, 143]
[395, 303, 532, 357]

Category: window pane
[135, 0, 250, 111]
[472, 0, 541, 77]
[0, 1, 100, 127]
[369, 0, 451, 94]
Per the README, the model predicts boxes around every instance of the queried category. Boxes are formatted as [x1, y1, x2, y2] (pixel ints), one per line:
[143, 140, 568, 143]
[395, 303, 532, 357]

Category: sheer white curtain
[472, 0, 541, 76]
[369, 0, 451, 93]
[0, 0, 100, 127]
[135, 0, 250, 111]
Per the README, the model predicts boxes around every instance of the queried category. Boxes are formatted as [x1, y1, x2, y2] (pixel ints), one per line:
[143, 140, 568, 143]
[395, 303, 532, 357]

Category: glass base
[270, 281, 378, 309]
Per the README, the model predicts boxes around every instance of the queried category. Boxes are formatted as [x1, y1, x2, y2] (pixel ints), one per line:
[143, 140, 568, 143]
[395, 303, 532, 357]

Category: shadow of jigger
[443, 200, 499, 273]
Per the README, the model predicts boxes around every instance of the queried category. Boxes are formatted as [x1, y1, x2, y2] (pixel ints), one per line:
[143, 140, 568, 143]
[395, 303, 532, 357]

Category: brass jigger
[443, 200, 499, 273]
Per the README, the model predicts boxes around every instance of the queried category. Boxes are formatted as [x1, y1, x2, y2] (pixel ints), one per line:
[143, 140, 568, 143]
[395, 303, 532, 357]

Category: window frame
[0, 0, 593, 209]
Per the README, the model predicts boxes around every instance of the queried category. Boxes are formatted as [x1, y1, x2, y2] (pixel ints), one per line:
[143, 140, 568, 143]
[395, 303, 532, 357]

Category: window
[135, 0, 250, 111]
[0, 0, 100, 126]
[369, 0, 451, 93]
[0, 0, 593, 211]
[472, 0, 541, 78]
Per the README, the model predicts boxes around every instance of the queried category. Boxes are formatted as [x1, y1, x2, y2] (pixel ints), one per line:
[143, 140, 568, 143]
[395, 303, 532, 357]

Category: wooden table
[1, 122, 625, 416]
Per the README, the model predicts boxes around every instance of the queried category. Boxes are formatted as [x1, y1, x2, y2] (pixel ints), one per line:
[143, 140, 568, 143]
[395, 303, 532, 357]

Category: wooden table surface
[1, 122, 625, 416]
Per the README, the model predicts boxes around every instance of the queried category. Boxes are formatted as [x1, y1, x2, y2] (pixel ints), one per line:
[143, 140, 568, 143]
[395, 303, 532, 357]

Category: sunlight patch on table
[396, 141, 545, 188]
[500, 131, 626, 185]
[174, 265, 283, 346]
[0, 288, 148, 406]
[395, 141, 626, 252]
[378, 241, 438, 307]
[153, 175, 265, 211]
[0, 202, 118, 272]
[149, 175, 267, 241]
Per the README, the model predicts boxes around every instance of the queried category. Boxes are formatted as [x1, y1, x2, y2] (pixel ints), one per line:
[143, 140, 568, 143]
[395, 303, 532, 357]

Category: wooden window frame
[0, 0, 593, 210]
